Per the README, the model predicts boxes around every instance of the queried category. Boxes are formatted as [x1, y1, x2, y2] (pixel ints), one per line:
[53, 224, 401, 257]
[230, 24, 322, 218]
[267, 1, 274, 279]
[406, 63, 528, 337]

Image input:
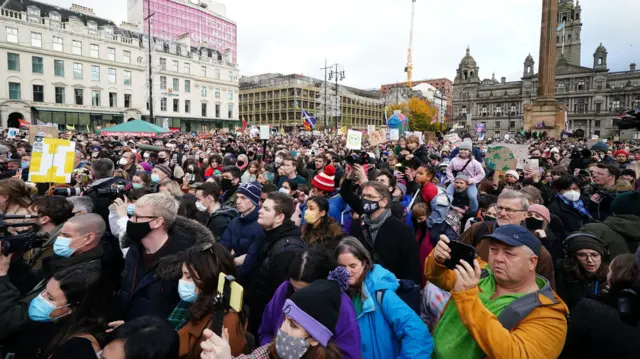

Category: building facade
[240, 73, 384, 130]
[0, 0, 240, 132]
[452, 0, 640, 139]
[380, 78, 453, 121]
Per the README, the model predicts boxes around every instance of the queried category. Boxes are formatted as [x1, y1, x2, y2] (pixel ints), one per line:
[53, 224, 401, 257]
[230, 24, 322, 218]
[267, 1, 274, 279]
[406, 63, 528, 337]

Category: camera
[53, 187, 85, 197]
[97, 184, 129, 199]
[0, 214, 49, 256]
[345, 152, 370, 166]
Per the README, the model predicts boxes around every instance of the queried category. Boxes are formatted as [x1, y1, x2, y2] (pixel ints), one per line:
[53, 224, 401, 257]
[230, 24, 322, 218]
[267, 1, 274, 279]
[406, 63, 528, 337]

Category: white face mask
[195, 201, 208, 212]
[119, 158, 128, 166]
[563, 190, 581, 202]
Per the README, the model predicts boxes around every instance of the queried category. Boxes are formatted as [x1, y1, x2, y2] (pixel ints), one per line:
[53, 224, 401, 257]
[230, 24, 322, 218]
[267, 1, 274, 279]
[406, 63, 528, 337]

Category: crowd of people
[0, 127, 638, 359]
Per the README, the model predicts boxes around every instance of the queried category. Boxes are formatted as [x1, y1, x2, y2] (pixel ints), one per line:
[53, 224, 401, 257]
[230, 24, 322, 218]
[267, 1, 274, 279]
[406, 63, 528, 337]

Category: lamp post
[321, 62, 345, 131]
[145, 0, 155, 123]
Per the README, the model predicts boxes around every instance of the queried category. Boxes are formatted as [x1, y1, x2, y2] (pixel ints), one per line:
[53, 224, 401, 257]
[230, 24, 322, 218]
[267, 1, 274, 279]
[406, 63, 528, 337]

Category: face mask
[21, 161, 29, 169]
[132, 183, 144, 189]
[237, 161, 245, 167]
[563, 190, 581, 202]
[178, 279, 198, 303]
[393, 195, 402, 202]
[304, 211, 319, 224]
[362, 198, 380, 215]
[143, 153, 150, 159]
[119, 158, 128, 166]
[28, 293, 69, 322]
[195, 201, 208, 212]
[151, 174, 161, 184]
[279, 187, 290, 195]
[483, 215, 496, 222]
[53, 236, 76, 258]
[157, 157, 167, 164]
[220, 178, 234, 191]
[126, 220, 154, 243]
[525, 217, 545, 231]
[127, 204, 136, 216]
[276, 329, 309, 359]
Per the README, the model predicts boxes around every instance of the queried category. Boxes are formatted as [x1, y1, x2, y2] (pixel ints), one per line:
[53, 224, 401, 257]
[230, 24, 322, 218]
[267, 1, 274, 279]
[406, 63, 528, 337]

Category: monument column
[538, 0, 558, 101]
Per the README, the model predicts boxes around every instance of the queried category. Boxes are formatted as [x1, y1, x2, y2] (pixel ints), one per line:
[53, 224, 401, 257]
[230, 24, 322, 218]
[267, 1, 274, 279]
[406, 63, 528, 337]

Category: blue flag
[302, 109, 316, 128]
[557, 22, 565, 31]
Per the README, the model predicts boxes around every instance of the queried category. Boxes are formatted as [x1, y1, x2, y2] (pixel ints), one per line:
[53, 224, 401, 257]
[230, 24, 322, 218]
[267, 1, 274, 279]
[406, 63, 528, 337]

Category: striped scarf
[557, 194, 591, 218]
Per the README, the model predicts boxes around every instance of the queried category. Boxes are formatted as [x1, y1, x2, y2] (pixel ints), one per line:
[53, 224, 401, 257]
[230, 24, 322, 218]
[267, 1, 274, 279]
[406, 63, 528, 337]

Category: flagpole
[561, 25, 565, 56]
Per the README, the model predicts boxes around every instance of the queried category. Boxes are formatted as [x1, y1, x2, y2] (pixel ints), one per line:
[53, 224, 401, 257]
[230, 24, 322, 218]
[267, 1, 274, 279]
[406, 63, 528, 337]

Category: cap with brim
[482, 224, 541, 256]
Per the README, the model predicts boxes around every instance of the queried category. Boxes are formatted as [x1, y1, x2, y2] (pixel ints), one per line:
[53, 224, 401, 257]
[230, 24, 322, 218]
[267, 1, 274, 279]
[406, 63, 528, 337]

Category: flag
[302, 109, 316, 128]
[18, 119, 30, 128]
[242, 118, 247, 134]
[430, 112, 437, 124]
[557, 22, 565, 31]
[66, 124, 75, 131]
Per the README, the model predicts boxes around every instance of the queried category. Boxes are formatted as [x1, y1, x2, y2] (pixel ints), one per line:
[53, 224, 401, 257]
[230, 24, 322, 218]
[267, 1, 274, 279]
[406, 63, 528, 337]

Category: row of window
[7, 82, 131, 108]
[158, 57, 234, 81]
[154, 99, 233, 118]
[157, 75, 234, 100]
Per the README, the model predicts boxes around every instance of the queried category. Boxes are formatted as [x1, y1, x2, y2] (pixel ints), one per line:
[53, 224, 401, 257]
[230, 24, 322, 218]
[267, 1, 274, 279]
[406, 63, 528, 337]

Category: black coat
[206, 206, 239, 239]
[85, 177, 126, 231]
[548, 197, 594, 237]
[554, 261, 606, 310]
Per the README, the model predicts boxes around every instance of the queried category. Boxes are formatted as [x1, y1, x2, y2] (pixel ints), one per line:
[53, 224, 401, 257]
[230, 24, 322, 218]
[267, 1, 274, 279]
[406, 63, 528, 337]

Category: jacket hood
[212, 206, 239, 220]
[364, 264, 400, 293]
[603, 215, 640, 241]
[264, 220, 301, 243]
[238, 206, 259, 224]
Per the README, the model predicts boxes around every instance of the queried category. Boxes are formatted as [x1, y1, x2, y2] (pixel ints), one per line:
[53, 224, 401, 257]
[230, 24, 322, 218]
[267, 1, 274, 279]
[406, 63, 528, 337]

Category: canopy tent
[96, 119, 170, 137]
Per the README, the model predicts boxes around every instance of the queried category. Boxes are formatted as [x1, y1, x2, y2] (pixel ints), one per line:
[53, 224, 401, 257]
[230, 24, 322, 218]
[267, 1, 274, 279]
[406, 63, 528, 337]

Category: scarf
[167, 300, 191, 330]
[362, 208, 392, 244]
[558, 194, 591, 218]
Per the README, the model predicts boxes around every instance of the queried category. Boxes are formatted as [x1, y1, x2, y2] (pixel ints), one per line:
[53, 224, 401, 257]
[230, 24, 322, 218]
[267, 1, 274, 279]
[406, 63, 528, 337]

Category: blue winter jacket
[219, 206, 265, 283]
[356, 265, 433, 359]
[300, 192, 349, 225]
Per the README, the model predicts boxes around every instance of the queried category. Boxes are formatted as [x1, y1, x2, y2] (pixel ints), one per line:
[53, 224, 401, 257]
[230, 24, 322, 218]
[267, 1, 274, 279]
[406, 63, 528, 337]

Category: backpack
[268, 236, 306, 262]
[376, 280, 421, 315]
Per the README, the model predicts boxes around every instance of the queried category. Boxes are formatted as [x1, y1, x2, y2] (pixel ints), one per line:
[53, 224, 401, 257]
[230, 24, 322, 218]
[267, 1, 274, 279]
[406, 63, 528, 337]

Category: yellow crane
[405, 0, 416, 88]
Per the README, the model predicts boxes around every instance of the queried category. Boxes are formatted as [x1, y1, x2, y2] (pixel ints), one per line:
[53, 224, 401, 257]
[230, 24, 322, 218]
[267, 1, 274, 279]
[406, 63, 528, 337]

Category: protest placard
[484, 145, 517, 171]
[346, 130, 363, 150]
[29, 137, 75, 183]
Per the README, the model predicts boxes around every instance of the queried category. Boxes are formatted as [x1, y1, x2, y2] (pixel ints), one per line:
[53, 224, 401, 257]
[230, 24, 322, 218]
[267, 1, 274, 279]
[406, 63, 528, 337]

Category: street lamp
[321, 61, 345, 131]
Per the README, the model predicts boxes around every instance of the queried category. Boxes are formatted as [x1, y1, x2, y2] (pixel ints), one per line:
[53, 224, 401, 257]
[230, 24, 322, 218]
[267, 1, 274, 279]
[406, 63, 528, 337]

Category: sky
[43, 0, 640, 90]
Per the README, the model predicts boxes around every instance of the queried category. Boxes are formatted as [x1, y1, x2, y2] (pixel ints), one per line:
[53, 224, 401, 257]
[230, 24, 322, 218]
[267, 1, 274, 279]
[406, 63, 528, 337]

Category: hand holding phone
[443, 240, 477, 271]
[210, 273, 244, 336]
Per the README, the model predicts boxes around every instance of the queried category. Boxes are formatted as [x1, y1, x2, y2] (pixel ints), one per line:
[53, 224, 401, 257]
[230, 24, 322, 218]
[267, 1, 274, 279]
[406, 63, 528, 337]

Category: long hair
[267, 339, 342, 359]
[301, 196, 344, 246]
[562, 256, 609, 283]
[0, 178, 32, 208]
[335, 236, 373, 292]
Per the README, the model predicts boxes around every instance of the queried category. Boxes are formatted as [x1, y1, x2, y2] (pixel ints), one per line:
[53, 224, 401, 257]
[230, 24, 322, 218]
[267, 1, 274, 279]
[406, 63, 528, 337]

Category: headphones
[562, 232, 610, 260]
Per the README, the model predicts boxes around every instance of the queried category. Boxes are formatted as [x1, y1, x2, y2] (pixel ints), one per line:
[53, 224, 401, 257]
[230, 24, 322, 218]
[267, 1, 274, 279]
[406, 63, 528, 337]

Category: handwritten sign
[424, 131, 437, 145]
[7, 128, 19, 139]
[259, 126, 270, 140]
[367, 125, 376, 134]
[346, 130, 362, 150]
[444, 133, 462, 148]
[484, 145, 517, 171]
[29, 137, 75, 183]
[389, 129, 400, 141]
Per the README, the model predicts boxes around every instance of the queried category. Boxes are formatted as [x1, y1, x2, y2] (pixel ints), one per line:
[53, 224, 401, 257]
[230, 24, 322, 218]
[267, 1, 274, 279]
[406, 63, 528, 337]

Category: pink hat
[528, 204, 550, 223]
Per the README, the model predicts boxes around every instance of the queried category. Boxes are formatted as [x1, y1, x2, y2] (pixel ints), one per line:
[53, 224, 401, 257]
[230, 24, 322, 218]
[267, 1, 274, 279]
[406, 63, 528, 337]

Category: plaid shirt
[167, 300, 191, 330]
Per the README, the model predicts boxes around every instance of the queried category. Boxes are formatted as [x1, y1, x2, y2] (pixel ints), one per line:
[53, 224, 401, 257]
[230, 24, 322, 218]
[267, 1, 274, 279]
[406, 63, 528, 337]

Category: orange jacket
[424, 253, 569, 359]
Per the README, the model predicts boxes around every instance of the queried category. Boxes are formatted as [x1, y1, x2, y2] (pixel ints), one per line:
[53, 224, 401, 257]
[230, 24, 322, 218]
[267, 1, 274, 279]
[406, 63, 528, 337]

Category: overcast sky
[46, 0, 640, 89]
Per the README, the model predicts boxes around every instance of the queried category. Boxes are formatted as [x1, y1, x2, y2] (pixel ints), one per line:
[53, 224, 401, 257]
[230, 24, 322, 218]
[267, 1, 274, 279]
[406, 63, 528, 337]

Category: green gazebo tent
[96, 119, 170, 137]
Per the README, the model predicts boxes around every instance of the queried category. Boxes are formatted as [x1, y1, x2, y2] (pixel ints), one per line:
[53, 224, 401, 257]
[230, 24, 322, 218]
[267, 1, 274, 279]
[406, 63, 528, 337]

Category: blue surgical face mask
[132, 183, 144, 190]
[21, 161, 29, 169]
[151, 174, 161, 184]
[53, 236, 76, 258]
[178, 279, 198, 303]
[28, 293, 69, 322]
[127, 204, 136, 216]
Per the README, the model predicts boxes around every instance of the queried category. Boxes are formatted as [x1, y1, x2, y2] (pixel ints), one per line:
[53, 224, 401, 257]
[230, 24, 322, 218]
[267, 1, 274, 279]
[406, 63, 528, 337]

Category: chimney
[70, 4, 95, 15]
[501, 77, 506, 84]
[631, 63, 637, 72]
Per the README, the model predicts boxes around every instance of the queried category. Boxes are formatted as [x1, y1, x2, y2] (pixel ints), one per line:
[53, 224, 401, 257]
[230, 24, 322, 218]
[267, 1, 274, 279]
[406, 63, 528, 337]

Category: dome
[525, 53, 534, 63]
[595, 43, 607, 53]
[459, 46, 477, 68]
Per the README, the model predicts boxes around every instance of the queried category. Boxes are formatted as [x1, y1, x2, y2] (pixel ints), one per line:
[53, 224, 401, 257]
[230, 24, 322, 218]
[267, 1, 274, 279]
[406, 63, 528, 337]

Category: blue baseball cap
[482, 224, 541, 256]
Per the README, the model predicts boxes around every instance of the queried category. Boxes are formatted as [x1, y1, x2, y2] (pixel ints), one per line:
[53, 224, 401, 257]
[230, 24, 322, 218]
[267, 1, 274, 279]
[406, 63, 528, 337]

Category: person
[0, 178, 32, 217]
[526, 204, 563, 263]
[25, 196, 74, 269]
[136, 161, 152, 176]
[67, 196, 94, 216]
[402, 135, 429, 165]
[445, 139, 485, 213]
[276, 156, 307, 189]
[578, 191, 640, 259]
[204, 154, 224, 179]
[585, 163, 619, 221]
[554, 232, 608, 310]
[107, 188, 153, 242]
[102, 316, 180, 359]
[305, 165, 349, 225]
[119, 151, 138, 179]
[119, 193, 215, 320]
[614, 149, 632, 169]
[620, 168, 637, 189]
[219, 182, 264, 284]
[221, 166, 242, 208]
[447, 133, 484, 162]
[131, 171, 151, 189]
[241, 160, 260, 183]
[426, 225, 568, 358]
[84, 158, 123, 227]
[195, 182, 239, 239]
[336, 237, 433, 358]
[152, 163, 173, 187]
[340, 174, 421, 284]
[200, 278, 346, 359]
[560, 253, 640, 359]
[301, 196, 345, 254]
[171, 243, 247, 358]
[548, 175, 593, 237]
[248, 191, 306, 334]
[409, 164, 455, 244]
[258, 249, 361, 359]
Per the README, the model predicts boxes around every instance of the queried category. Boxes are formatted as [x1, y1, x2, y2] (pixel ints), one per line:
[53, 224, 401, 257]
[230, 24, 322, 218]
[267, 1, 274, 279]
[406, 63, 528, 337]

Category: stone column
[537, 0, 558, 101]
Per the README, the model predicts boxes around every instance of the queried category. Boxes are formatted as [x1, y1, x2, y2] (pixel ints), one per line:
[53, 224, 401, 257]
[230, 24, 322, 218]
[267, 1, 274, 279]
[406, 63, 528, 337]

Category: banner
[100, 131, 160, 137]
[7, 128, 19, 139]
[444, 133, 462, 147]
[29, 125, 58, 144]
[389, 129, 400, 141]
[346, 130, 362, 150]
[29, 137, 76, 183]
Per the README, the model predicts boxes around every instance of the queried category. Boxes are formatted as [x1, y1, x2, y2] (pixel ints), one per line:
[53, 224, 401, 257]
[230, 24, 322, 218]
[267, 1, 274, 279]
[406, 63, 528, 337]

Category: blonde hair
[135, 193, 179, 229]
[159, 180, 183, 198]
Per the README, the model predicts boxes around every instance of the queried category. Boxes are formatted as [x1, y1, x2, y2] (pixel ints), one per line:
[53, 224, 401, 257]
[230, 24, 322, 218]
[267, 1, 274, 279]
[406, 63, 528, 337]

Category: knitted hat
[395, 183, 407, 196]
[312, 165, 336, 193]
[528, 204, 551, 223]
[237, 181, 262, 206]
[567, 233, 606, 257]
[455, 173, 470, 182]
[284, 279, 341, 347]
[614, 150, 629, 158]
[459, 139, 473, 151]
[621, 169, 636, 178]
[154, 164, 172, 177]
[139, 162, 152, 172]
[505, 170, 520, 181]
[591, 142, 609, 153]
[612, 192, 640, 217]
[439, 158, 450, 167]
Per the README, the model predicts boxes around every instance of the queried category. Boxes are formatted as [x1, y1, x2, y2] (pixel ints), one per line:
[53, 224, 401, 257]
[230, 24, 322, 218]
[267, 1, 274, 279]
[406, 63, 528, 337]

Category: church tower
[556, 0, 582, 66]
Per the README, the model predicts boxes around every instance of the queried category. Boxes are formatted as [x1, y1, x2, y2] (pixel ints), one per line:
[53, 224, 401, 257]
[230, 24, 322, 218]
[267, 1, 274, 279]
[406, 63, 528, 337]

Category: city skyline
[13, 0, 640, 89]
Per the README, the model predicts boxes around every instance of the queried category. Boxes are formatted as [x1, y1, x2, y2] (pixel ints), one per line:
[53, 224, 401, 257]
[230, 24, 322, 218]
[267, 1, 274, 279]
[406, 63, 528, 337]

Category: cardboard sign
[7, 128, 19, 139]
[369, 129, 387, 146]
[259, 126, 270, 140]
[502, 144, 529, 169]
[389, 129, 400, 141]
[346, 130, 362, 150]
[29, 137, 76, 183]
[484, 145, 517, 171]
[367, 125, 376, 134]
[424, 131, 437, 145]
[444, 133, 462, 148]
[29, 125, 58, 144]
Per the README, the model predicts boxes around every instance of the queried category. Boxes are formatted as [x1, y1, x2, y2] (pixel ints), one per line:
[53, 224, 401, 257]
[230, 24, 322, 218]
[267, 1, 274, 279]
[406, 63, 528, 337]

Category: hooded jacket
[257, 281, 361, 359]
[219, 206, 263, 282]
[355, 265, 433, 359]
[119, 216, 215, 321]
[206, 206, 239, 240]
[579, 214, 640, 258]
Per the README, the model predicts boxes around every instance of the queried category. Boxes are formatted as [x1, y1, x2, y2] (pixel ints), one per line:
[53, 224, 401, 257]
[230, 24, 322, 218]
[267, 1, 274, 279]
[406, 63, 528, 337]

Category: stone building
[452, 0, 640, 139]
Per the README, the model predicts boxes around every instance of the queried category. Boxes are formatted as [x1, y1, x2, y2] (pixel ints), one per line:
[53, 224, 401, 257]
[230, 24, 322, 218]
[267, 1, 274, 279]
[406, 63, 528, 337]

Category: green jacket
[579, 214, 640, 258]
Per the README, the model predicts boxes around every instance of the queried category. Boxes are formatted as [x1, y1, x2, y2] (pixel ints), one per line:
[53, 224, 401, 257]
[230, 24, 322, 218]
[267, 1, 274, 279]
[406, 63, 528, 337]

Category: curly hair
[301, 196, 344, 246]
[562, 256, 609, 284]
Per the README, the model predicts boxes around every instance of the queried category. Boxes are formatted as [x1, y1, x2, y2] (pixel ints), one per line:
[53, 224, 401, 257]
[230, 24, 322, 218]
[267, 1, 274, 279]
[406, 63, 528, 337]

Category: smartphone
[443, 240, 477, 270]
[210, 273, 244, 335]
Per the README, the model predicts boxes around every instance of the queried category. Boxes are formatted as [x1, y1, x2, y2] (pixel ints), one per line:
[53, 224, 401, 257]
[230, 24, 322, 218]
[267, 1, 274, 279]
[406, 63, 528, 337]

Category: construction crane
[405, 0, 416, 88]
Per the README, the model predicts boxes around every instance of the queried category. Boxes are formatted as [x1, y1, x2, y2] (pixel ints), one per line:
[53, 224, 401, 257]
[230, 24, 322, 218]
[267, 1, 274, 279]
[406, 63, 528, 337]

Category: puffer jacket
[355, 265, 433, 359]
[219, 206, 264, 282]
[206, 206, 239, 240]
[579, 214, 640, 258]
[119, 216, 215, 321]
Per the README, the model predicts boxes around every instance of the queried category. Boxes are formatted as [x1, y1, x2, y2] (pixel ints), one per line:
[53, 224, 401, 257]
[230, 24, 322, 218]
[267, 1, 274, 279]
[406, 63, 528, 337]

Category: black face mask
[126, 220, 154, 243]
[483, 215, 496, 222]
[237, 161, 246, 168]
[221, 178, 234, 191]
[157, 157, 167, 164]
[525, 217, 545, 231]
[362, 198, 380, 215]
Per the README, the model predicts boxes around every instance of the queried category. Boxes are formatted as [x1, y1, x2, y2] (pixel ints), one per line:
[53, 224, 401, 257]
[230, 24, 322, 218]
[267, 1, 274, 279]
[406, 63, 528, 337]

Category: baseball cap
[482, 224, 541, 256]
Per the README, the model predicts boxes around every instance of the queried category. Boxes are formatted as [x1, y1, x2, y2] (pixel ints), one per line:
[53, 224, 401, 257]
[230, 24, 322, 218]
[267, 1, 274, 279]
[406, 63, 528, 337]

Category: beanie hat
[284, 279, 341, 347]
[455, 173, 470, 182]
[154, 164, 172, 178]
[567, 233, 606, 257]
[312, 165, 336, 193]
[612, 192, 640, 217]
[237, 181, 262, 206]
[395, 183, 407, 196]
[505, 170, 520, 181]
[621, 169, 636, 178]
[528, 204, 551, 223]
[614, 150, 629, 158]
[439, 158, 450, 167]
[591, 142, 609, 153]
[139, 162, 152, 172]
[459, 139, 473, 151]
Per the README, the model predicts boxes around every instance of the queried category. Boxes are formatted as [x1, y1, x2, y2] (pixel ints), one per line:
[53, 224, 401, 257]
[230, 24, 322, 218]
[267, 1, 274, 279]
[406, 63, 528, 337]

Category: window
[32, 85, 43, 102]
[73, 63, 83, 79]
[215, 104, 220, 117]
[53, 36, 63, 52]
[27, 7, 40, 16]
[124, 71, 131, 85]
[107, 47, 115, 61]
[595, 103, 602, 113]
[201, 66, 207, 77]
[228, 104, 233, 118]
[596, 81, 603, 90]
[55, 87, 65, 104]
[160, 98, 167, 111]
[90, 44, 99, 58]
[50, 12, 61, 21]
[557, 83, 565, 93]
[8, 82, 21, 100]
[595, 120, 601, 128]
[228, 71, 233, 81]
[72, 40, 82, 55]
[32, 56, 43, 73]
[109, 92, 117, 107]
[577, 80, 585, 91]
[227, 90, 233, 100]
[6, 27, 18, 43]
[74, 88, 83, 105]
[124, 93, 131, 108]
[495, 121, 500, 129]
[612, 99, 621, 110]
[172, 60, 178, 72]
[7, 53, 19, 71]
[184, 80, 191, 93]
[201, 87, 207, 97]
[215, 88, 220, 98]
[173, 99, 179, 112]
[31, 32, 42, 47]
[185, 100, 191, 113]
[160, 76, 167, 89]
[184, 63, 190, 74]
[91, 65, 100, 81]
[510, 121, 516, 128]
[202, 103, 207, 117]
[107, 68, 116, 83]
[215, 69, 220, 80]
[123, 50, 131, 64]
[160, 58, 166, 70]
[91, 90, 100, 106]
[172, 78, 179, 92]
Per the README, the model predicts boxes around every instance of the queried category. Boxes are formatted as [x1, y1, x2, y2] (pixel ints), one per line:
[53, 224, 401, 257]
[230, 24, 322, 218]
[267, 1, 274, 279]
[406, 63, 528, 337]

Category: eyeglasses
[576, 253, 601, 260]
[131, 215, 159, 223]
[360, 194, 382, 201]
[495, 206, 525, 215]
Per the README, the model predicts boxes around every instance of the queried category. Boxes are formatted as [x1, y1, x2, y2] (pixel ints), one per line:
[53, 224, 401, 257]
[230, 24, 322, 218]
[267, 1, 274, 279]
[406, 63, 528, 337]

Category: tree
[386, 97, 445, 132]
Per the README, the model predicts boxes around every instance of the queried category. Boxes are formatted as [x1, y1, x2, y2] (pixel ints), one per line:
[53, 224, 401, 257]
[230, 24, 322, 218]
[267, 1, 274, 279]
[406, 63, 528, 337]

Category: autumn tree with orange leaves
[387, 97, 444, 132]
